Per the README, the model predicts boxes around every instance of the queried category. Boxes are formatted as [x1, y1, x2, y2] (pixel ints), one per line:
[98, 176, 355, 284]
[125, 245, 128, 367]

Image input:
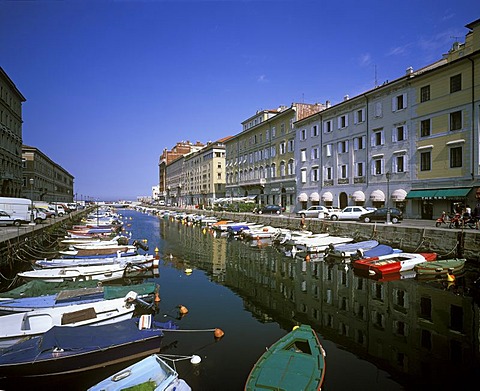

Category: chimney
[406, 66, 413, 76]
[344, 95, 349, 101]
[326, 100, 331, 108]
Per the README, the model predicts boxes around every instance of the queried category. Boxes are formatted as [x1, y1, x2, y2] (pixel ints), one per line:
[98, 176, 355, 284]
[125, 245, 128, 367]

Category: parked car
[325, 206, 341, 213]
[330, 206, 370, 221]
[361, 207, 403, 223]
[0, 210, 17, 226]
[296, 206, 330, 219]
[256, 205, 283, 215]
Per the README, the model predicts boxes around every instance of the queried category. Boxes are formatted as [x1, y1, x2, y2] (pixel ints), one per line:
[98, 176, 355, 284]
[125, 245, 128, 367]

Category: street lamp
[29, 178, 34, 224]
[386, 171, 391, 224]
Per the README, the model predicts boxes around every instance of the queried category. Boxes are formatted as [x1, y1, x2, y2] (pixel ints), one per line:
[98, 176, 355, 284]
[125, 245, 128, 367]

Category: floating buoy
[447, 272, 456, 282]
[169, 254, 173, 259]
[214, 328, 225, 339]
[143, 239, 148, 243]
[190, 355, 202, 364]
[178, 305, 189, 315]
[154, 247, 159, 253]
[292, 325, 300, 331]
[185, 268, 193, 274]
[154, 291, 161, 302]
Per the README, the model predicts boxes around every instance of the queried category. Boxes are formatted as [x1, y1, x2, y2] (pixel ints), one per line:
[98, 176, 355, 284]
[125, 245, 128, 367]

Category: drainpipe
[468, 57, 476, 181]
[364, 94, 369, 186]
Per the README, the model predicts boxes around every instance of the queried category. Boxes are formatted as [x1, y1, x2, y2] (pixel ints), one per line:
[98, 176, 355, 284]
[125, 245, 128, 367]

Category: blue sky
[1, 1, 478, 201]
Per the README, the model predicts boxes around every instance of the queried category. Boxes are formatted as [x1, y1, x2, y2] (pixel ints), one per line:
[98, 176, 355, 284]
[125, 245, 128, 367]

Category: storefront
[405, 187, 471, 219]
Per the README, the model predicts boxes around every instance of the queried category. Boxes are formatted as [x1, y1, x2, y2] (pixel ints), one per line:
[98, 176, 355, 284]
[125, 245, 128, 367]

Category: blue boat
[0, 316, 178, 379]
[351, 244, 402, 260]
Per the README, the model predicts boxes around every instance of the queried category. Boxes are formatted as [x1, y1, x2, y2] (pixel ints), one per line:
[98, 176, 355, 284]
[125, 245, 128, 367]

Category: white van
[0, 197, 46, 225]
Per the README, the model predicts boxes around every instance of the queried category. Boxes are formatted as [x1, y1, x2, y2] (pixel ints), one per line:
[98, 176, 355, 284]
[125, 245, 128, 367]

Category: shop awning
[298, 193, 308, 202]
[391, 189, 407, 201]
[370, 190, 385, 202]
[434, 188, 471, 198]
[322, 191, 333, 202]
[406, 188, 471, 199]
[309, 192, 320, 202]
[352, 190, 365, 202]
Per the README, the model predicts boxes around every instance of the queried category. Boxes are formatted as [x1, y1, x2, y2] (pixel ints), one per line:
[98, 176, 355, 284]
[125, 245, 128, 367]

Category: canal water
[1, 208, 479, 390]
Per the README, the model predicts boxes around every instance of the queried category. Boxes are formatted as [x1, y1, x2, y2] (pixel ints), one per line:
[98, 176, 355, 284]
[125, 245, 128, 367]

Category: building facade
[0, 67, 26, 197]
[22, 145, 74, 203]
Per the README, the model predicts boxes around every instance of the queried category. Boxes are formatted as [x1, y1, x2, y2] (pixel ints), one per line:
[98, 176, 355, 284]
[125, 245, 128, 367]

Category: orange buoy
[214, 328, 225, 339]
[178, 305, 189, 315]
[154, 291, 161, 302]
[447, 272, 456, 282]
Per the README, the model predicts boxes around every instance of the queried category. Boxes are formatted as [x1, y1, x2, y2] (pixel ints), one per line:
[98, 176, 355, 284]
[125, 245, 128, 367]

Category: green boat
[245, 324, 326, 391]
[414, 258, 466, 276]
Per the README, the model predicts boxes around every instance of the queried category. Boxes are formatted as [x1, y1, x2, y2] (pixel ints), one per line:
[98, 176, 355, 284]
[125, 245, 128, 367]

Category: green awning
[406, 188, 471, 199]
[434, 188, 471, 198]
[405, 190, 438, 199]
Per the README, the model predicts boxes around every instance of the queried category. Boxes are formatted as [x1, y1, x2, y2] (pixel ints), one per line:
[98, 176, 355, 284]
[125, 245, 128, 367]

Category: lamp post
[386, 171, 391, 224]
[29, 178, 35, 224]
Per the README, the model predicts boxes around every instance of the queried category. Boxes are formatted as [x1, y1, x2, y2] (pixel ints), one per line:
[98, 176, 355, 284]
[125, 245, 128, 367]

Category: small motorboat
[414, 258, 466, 276]
[326, 239, 379, 258]
[0, 316, 178, 379]
[245, 324, 326, 391]
[353, 252, 437, 277]
[88, 353, 192, 391]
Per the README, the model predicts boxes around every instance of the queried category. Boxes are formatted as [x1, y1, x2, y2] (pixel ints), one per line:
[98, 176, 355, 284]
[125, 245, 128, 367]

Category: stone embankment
[194, 210, 480, 262]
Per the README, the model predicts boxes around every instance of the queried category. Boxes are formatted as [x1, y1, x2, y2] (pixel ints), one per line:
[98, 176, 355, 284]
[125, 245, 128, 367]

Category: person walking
[473, 187, 480, 230]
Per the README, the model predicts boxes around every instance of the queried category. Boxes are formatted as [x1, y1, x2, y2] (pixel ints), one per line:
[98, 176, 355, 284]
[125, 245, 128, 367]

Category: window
[371, 130, 384, 146]
[339, 164, 348, 179]
[301, 168, 307, 183]
[288, 159, 294, 175]
[337, 140, 349, 153]
[355, 162, 364, 177]
[450, 74, 462, 93]
[450, 111, 462, 131]
[355, 108, 365, 124]
[300, 129, 307, 140]
[271, 126, 276, 138]
[324, 120, 333, 133]
[311, 166, 319, 182]
[300, 149, 307, 162]
[270, 145, 276, 157]
[279, 142, 286, 154]
[311, 125, 318, 137]
[280, 161, 286, 176]
[280, 123, 285, 134]
[374, 102, 382, 117]
[311, 146, 319, 159]
[353, 136, 366, 150]
[325, 144, 333, 157]
[372, 159, 383, 175]
[394, 155, 406, 173]
[325, 167, 332, 180]
[420, 119, 431, 137]
[393, 93, 407, 111]
[420, 151, 431, 171]
[338, 115, 348, 128]
[450, 146, 462, 168]
[420, 85, 430, 102]
[393, 125, 407, 142]
[271, 163, 276, 178]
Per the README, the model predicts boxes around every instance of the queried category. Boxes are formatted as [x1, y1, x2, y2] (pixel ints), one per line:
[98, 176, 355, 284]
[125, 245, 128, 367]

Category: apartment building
[0, 67, 25, 197]
[22, 145, 74, 203]
[225, 103, 326, 212]
[183, 137, 230, 207]
[294, 18, 480, 219]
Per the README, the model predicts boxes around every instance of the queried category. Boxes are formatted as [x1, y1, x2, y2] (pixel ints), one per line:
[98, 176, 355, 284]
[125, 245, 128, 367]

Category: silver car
[296, 206, 330, 219]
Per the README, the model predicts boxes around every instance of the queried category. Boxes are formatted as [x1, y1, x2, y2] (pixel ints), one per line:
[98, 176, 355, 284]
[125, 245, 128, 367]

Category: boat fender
[178, 305, 189, 315]
[190, 355, 202, 364]
[214, 328, 225, 339]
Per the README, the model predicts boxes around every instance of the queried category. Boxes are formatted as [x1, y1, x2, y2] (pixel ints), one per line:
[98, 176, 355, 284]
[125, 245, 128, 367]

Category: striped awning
[322, 191, 333, 202]
[370, 189, 385, 202]
[352, 191, 365, 202]
[309, 192, 320, 202]
[298, 193, 308, 202]
[391, 189, 407, 201]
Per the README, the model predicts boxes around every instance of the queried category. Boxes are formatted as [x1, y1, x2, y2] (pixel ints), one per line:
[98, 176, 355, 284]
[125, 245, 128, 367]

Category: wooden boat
[326, 239, 379, 258]
[353, 252, 437, 277]
[0, 282, 156, 314]
[88, 353, 192, 391]
[245, 324, 326, 391]
[0, 317, 178, 379]
[414, 258, 466, 276]
[0, 292, 140, 348]
[18, 259, 158, 283]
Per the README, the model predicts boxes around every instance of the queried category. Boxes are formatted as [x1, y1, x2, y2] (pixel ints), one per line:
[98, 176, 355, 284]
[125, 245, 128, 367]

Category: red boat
[353, 252, 437, 277]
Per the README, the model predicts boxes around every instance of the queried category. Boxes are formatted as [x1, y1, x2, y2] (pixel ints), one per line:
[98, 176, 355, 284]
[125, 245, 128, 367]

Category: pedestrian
[472, 187, 480, 229]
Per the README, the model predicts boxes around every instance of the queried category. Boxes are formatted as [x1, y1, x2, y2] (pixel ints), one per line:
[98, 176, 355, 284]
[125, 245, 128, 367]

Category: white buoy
[190, 355, 201, 365]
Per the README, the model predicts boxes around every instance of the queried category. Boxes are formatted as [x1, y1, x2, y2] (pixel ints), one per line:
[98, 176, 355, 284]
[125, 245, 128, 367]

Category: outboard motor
[133, 239, 149, 251]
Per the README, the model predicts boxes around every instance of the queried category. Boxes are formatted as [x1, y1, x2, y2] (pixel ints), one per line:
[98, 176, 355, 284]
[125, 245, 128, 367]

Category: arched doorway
[339, 192, 348, 208]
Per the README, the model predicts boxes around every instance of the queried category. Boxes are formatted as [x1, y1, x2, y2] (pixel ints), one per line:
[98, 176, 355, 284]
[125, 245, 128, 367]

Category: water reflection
[158, 212, 480, 389]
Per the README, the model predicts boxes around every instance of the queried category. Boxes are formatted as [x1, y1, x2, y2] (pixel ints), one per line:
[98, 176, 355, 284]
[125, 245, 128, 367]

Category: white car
[329, 206, 370, 221]
[296, 206, 330, 219]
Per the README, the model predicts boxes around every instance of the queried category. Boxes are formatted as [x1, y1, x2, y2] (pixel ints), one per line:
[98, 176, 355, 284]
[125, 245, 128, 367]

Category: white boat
[34, 253, 155, 268]
[88, 353, 193, 391]
[0, 293, 138, 349]
[293, 235, 354, 253]
[326, 239, 379, 258]
[18, 260, 158, 283]
[59, 245, 138, 257]
[241, 226, 280, 240]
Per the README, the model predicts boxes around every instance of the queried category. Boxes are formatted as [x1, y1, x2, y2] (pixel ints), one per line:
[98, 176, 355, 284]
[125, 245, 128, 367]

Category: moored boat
[326, 239, 379, 259]
[414, 258, 466, 276]
[353, 252, 438, 277]
[245, 324, 326, 391]
[88, 353, 192, 391]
